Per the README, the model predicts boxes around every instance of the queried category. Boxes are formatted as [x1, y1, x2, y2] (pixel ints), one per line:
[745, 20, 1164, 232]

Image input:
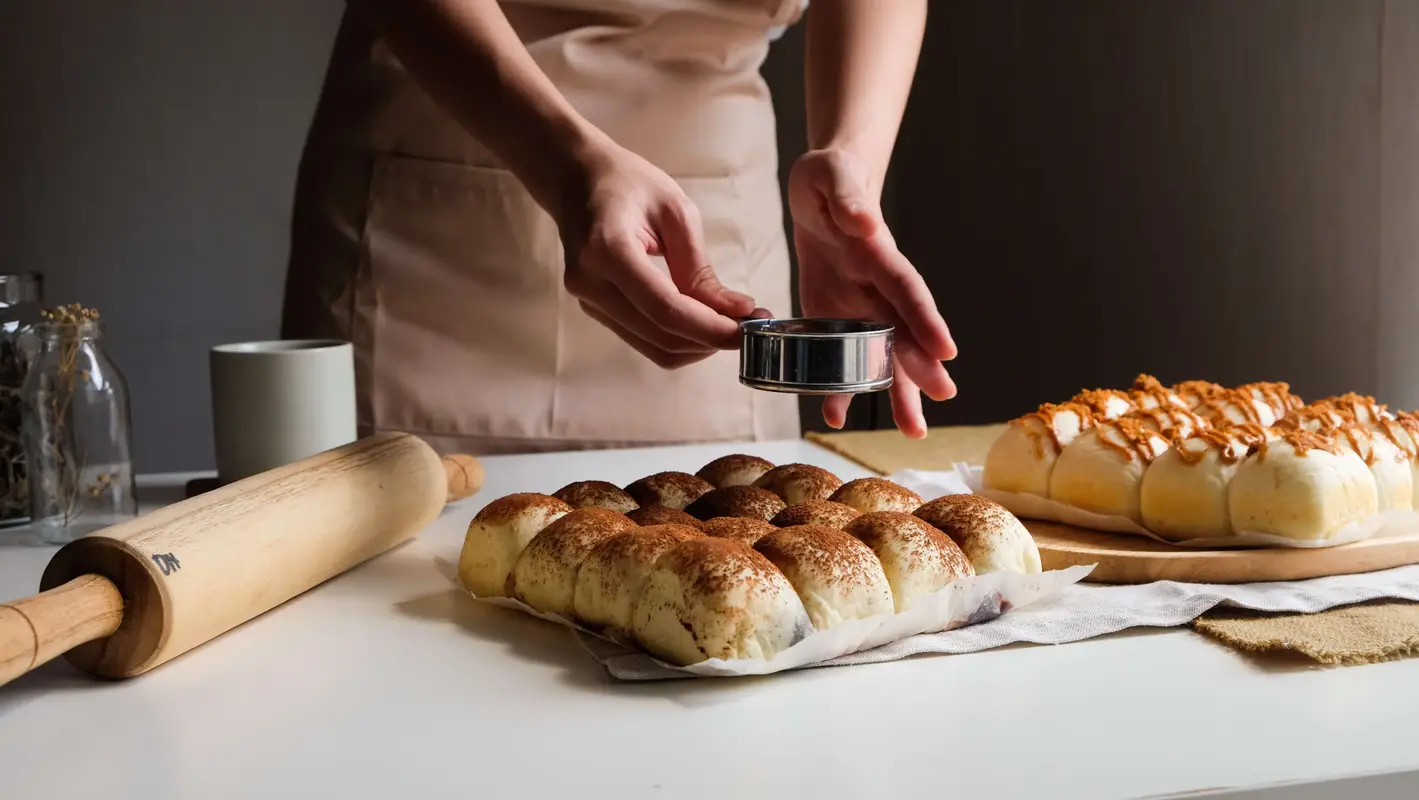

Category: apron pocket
[362, 153, 560, 442]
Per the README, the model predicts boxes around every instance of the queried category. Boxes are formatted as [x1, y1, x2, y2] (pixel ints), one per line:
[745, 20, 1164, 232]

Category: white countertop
[1, 439, 1417, 800]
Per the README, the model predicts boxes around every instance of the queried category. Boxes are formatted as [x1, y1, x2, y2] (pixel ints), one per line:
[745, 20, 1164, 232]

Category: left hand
[788, 148, 958, 438]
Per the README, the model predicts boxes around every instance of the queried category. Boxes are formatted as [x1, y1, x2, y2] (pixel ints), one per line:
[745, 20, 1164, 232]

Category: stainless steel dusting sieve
[738, 318, 894, 394]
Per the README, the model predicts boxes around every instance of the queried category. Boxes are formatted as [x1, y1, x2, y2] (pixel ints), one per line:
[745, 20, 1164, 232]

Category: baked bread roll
[1129, 374, 1189, 411]
[914, 494, 1043, 574]
[627, 504, 706, 530]
[624, 471, 714, 510]
[1173, 380, 1226, 409]
[981, 402, 1093, 498]
[1191, 388, 1277, 428]
[507, 508, 638, 616]
[1392, 413, 1419, 497]
[754, 525, 895, 630]
[1128, 404, 1210, 438]
[696, 454, 775, 489]
[1069, 388, 1136, 420]
[1314, 392, 1393, 425]
[685, 485, 788, 522]
[571, 524, 703, 640]
[1139, 425, 1272, 540]
[1048, 418, 1174, 523]
[1238, 381, 1304, 418]
[632, 537, 813, 665]
[458, 493, 573, 597]
[829, 477, 924, 514]
[753, 463, 844, 505]
[1331, 425, 1414, 511]
[702, 516, 778, 546]
[771, 499, 862, 529]
[1228, 429, 1379, 543]
[844, 512, 974, 612]
[553, 480, 639, 513]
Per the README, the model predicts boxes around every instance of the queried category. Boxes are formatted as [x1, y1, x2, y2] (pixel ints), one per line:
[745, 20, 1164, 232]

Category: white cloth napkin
[584, 469, 1419, 680]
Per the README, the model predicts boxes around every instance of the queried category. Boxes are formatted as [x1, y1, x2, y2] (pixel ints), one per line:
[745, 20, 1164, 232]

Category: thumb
[816, 155, 879, 240]
[657, 200, 755, 317]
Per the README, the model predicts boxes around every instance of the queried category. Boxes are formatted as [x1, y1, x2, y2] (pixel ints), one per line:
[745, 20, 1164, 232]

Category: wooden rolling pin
[0, 431, 483, 687]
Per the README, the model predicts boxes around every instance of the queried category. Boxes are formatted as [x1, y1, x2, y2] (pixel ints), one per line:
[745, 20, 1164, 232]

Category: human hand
[554, 141, 756, 369]
[788, 148, 957, 438]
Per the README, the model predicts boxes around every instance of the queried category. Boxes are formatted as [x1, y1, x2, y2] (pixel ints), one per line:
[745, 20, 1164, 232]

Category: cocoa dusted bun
[701, 516, 779, 546]
[627, 504, 707, 531]
[753, 525, 894, 631]
[752, 463, 844, 505]
[624, 471, 714, 510]
[696, 453, 776, 489]
[553, 480, 639, 514]
[913, 494, 1043, 576]
[505, 508, 639, 616]
[828, 478, 924, 514]
[844, 512, 973, 613]
[770, 499, 861, 529]
[572, 524, 704, 641]
[685, 485, 788, 522]
[458, 493, 573, 598]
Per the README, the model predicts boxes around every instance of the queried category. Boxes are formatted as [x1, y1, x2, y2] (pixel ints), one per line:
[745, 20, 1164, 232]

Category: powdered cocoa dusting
[771, 500, 862, 528]
[627, 505, 707, 530]
[685, 485, 788, 522]
[624, 471, 715, 508]
[702, 516, 778, 546]
[754, 525, 886, 591]
[473, 493, 573, 526]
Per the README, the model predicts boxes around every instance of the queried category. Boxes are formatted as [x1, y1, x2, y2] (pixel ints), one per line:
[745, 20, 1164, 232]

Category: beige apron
[281, 0, 804, 456]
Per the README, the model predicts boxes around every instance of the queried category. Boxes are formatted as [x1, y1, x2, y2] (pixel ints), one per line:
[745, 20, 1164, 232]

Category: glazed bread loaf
[631, 537, 814, 665]
[702, 516, 779, 546]
[572, 523, 703, 640]
[829, 477, 924, 514]
[914, 494, 1043, 575]
[507, 508, 639, 616]
[845, 512, 974, 612]
[982, 402, 1093, 498]
[685, 485, 788, 522]
[696, 454, 776, 489]
[753, 525, 895, 630]
[459, 493, 573, 597]
[1228, 430, 1379, 543]
[1048, 418, 1174, 523]
[553, 480, 639, 514]
[771, 499, 862, 529]
[625, 471, 714, 510]
[1139, 425, 1272, 541]
[753, 463, 844, 505]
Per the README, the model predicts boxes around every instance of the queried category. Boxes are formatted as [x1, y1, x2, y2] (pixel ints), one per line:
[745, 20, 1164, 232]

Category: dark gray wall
[0, 1, 343, 472]
[3, 1, 1416, 471]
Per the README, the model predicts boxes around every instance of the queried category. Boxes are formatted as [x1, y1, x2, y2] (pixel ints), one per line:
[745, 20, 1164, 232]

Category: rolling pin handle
[0, 574, 124, 687]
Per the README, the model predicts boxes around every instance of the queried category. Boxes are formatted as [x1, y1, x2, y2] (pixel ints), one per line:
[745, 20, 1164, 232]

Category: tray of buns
[442, 457, 1091, 677]
[980, 375, 1419, 549]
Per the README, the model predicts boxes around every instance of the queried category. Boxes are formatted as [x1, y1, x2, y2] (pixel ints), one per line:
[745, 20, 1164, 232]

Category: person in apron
[280, 0, 956, 456]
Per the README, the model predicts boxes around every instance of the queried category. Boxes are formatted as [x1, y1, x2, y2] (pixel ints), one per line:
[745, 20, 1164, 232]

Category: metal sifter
[738, 318, 894, 395]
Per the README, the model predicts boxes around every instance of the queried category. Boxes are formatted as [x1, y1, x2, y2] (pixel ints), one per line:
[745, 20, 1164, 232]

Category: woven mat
[807, 425, 1419, 666]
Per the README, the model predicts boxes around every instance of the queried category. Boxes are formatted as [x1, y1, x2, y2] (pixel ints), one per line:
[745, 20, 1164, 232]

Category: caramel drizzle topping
[1312, 392, 1389, 423]
[1068, 388, 1135, 419]
[1174, 423, 1270, 466]
[1195, 388, 1266, 426]
[1094, 417, 1168, 463]
[1376, 417, 1419, 458]
[1172, 380, 1226, 405]
[1257, 428, 1343, 461]
[1274, 405, 1342, 432]
[1128, 404, 1209, 436]
[1239, 381, 1303, 413]
[1130, 374, 1169, 394]
[1010, 401, 1095, 458]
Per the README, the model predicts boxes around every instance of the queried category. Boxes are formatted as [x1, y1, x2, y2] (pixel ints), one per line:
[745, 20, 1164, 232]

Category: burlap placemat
[808, 425, 1419, 666]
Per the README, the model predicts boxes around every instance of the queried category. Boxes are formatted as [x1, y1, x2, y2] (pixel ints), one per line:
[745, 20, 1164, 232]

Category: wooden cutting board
[1029, 520, 1419, 585]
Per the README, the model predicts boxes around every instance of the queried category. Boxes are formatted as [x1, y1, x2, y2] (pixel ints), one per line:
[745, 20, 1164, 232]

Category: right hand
[553, 142, 758, 369]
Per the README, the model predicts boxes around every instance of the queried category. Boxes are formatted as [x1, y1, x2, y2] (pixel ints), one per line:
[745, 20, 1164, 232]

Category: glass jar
[0, 273, 44, 527]
[21, 306, 137, 543]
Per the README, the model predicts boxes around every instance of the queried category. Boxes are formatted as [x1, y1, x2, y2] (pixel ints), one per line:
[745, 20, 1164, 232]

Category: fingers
[577, 229, 742, 351]
[821, 394, 853, 429]
[888, 367, 928, 439]
[579, 300, 715, 370]
[653, 201, 756, 319]
[862, 238, 958, 362]
[895, 337, 957, 402]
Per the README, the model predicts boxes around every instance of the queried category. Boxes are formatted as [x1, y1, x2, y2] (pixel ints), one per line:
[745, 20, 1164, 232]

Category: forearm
[355, 0, 612, 216]
[803, 0, 927, 195]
